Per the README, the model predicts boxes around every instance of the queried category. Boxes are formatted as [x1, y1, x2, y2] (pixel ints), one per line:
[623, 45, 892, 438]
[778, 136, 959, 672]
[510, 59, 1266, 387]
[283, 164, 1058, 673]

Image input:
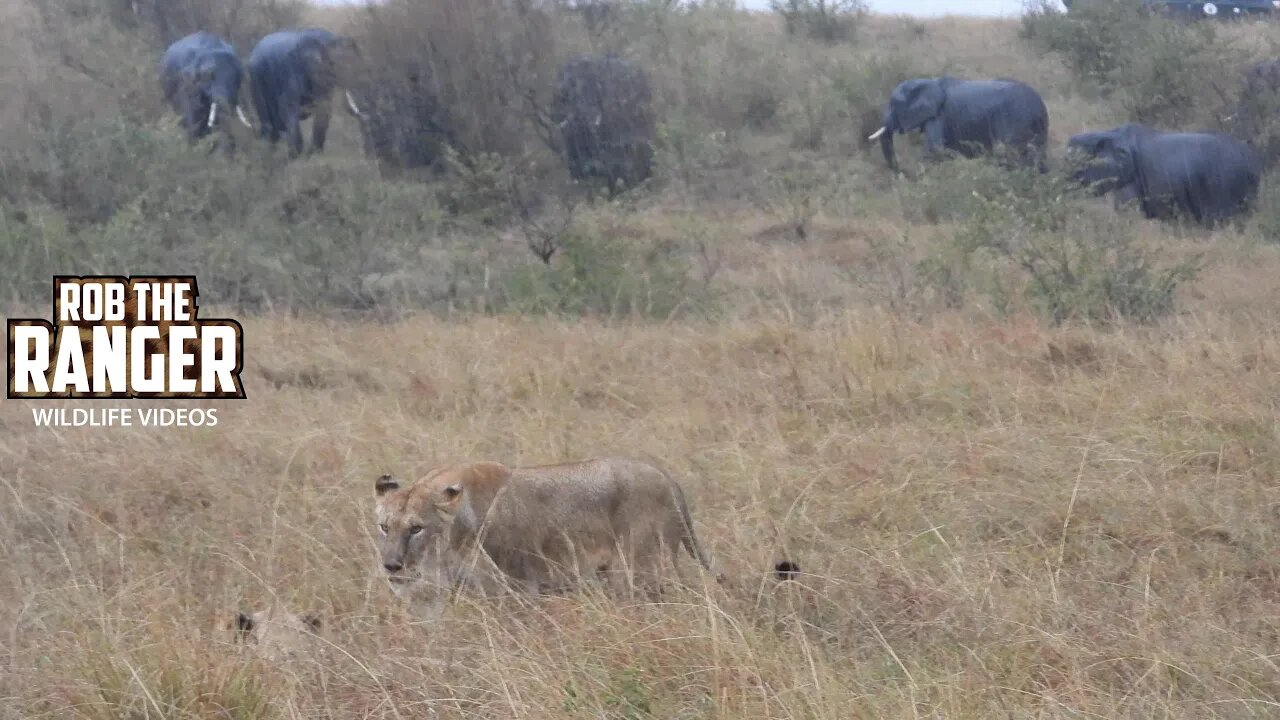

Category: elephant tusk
[345, 91, 363, 117]
[235, 105, 252, 128]
[868, 126, 887, 141]
[207, 101, 218, 129]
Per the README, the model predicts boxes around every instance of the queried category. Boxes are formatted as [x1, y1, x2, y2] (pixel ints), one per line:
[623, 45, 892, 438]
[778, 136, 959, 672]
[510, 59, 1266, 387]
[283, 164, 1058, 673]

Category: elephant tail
[1031, 110, 1049, 173]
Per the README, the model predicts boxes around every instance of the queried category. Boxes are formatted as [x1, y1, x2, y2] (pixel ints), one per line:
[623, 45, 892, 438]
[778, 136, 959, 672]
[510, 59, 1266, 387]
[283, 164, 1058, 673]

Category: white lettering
[12, 325, 50, 393]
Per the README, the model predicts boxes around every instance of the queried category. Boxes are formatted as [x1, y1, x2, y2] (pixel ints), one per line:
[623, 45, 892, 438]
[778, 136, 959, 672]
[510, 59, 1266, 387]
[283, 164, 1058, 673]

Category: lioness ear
[374, 474, 399, 496]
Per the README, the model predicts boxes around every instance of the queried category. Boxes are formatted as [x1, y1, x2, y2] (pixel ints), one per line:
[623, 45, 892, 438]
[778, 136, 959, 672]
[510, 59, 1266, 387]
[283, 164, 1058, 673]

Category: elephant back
[552, 55, 656, 144]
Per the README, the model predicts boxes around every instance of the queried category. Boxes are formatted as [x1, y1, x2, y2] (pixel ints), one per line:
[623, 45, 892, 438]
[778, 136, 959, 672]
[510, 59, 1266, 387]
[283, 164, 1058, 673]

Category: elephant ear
[896, 80, 946, 132]
[330, 35, 362, 60]
[1103, 130, 1139, 170]
[298, 41, 331, 77]
[1097, 132, 1139, 185]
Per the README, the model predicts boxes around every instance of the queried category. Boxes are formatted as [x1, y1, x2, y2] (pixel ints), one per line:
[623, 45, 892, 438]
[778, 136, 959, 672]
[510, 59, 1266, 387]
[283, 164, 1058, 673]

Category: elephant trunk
[879, 109, 898, 172]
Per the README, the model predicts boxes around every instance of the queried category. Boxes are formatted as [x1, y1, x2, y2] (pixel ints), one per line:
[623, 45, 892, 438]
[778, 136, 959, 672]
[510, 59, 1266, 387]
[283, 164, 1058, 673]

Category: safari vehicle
[1064, 0, 1277, 16]
[1138, 0, 1277, 18]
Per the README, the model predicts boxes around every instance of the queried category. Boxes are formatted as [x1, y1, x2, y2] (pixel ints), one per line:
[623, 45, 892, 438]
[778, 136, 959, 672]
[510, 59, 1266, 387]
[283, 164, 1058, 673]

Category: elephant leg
[311, 96, 333, 153]
[922, 118, 946, 160]
[285, 112, 304, 158]
[218, 129, 236, 158]
[1113, 183, 1140, 211]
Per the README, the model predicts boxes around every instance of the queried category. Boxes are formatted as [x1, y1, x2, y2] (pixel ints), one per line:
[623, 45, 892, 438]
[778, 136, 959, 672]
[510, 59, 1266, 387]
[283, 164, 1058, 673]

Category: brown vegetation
[3, 1, 1280, 717]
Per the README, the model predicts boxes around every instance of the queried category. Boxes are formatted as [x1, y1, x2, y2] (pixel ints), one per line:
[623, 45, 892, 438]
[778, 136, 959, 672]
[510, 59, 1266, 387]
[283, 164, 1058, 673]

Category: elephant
[1067, 123, 1262, 226]
[159, 32, 251, 151]
[1225, 58, 1280, 166]
[349, 63, 456, 173]
[869, 76, 1050, 172]
[247, 29, 365, 157]
[550, 54, 656, 198]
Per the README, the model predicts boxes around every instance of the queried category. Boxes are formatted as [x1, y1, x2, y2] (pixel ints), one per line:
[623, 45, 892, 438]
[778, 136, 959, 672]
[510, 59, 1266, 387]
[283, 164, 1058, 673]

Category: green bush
[0, 131, 448, 311]
[927, 162, 1202, 324]
[498, 223, 708, 319]
[901, 158, 1037, 224]
[1021, 0, 1244, 128]
[1020, 0, 1142, 88]
[438, 149, 518, 228]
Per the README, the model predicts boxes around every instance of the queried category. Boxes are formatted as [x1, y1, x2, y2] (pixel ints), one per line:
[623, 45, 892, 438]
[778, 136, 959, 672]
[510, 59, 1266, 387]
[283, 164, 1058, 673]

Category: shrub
[754, 157, 843, 239]
[1247, 177, 1280, 241]
[930, 162, 1202, 325]
[1020, 0, 1141, 87]
[497, 219, 708, 319]
[1227, 60, 1280, 169]
[354, 0, 561, 161]
[770, 0, 867, 44]
[901, 158, 1031, 224]
[1108, 16, 1242, 128]
[438, 149, 518, 229]
[1021, 0, 1244, 128]
[118, 0, 305, 49]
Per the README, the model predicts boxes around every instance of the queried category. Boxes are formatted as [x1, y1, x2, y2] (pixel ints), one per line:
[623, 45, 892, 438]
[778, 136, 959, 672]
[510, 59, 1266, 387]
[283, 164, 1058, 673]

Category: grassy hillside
[2, 1, 1280, 718]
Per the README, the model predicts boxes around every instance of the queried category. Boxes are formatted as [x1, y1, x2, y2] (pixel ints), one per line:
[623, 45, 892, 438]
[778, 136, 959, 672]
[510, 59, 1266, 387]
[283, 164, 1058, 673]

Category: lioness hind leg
[629, 538, 674, 601]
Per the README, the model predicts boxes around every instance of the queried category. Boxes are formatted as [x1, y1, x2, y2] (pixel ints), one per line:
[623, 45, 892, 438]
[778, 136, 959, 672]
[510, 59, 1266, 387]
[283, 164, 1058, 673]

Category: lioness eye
[408, 525, 424, 535]
[378, 523, 388, 535]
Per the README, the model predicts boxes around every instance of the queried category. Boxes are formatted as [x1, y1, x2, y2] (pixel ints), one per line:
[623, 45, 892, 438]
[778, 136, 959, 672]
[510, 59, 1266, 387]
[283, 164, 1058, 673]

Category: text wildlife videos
[7, 276, 246, 399]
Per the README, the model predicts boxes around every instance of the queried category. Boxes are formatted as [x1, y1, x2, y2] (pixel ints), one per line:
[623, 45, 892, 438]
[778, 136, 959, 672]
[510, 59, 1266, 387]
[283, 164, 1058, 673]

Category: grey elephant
[869, 76, 1049, 172]
[1225, 58, 1280, 166]
[550, 54, 656, 198]
[248, 29, 364, 157]
[160, 32, 251, 151]
[1067, 123, 1262, 226]
[350, 63, 456, 173]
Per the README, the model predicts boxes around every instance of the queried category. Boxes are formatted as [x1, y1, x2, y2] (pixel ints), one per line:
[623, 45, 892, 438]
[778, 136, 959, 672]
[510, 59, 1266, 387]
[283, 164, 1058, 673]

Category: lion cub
[231, 606, 324, 662]
[373, 457, 716, 613]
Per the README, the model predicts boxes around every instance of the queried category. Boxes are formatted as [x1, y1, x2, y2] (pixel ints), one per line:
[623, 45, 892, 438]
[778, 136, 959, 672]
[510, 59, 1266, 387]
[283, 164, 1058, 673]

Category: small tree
[770, 0, 866, 44]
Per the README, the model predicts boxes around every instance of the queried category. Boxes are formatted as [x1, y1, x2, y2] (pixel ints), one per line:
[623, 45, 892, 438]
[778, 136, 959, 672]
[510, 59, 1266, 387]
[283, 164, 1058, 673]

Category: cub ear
[301, 615, 322, 632]
[374, 474, 399, 496]
[234, 612, 255, 636]
[435, 483, 464, 517]
[774, 560, 801, 582]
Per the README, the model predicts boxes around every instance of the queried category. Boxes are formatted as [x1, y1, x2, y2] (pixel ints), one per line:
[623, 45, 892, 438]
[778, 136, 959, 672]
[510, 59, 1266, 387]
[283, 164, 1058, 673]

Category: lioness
[373, 457, 716, 613]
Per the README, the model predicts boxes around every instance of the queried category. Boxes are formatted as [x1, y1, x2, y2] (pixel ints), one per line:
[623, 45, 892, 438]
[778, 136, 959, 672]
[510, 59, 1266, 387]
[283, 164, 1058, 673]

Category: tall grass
[4, 2, 1280, 718]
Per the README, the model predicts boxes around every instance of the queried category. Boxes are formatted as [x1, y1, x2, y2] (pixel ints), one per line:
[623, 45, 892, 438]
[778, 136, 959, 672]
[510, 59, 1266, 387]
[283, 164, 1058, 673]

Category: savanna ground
[3, 1, 1280, 718]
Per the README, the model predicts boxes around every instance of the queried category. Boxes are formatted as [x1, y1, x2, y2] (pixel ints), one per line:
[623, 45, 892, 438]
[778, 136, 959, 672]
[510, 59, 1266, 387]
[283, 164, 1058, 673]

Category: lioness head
[373, 463, 507, 595]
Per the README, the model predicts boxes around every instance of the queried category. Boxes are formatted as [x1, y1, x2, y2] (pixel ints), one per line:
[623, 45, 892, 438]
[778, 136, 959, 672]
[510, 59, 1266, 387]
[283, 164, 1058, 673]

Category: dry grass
[4, 4, 1280, 719]
[3, 295, 1280, 717]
